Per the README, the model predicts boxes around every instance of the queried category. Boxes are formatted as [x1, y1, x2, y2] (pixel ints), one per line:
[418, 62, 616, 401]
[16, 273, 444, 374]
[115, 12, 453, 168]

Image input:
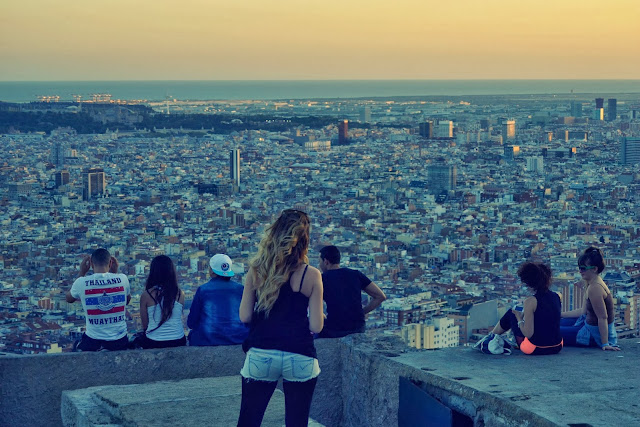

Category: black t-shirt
[322, 268, 372, 332]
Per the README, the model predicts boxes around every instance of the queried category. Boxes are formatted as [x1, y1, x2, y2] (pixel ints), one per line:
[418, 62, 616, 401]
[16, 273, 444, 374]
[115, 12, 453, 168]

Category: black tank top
[530, 290, 562, 347]
[242, 266, 316, 358]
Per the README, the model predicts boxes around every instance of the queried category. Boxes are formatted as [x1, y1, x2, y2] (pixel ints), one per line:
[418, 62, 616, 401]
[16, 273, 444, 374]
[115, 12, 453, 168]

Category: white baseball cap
[210, 254, 235, 277]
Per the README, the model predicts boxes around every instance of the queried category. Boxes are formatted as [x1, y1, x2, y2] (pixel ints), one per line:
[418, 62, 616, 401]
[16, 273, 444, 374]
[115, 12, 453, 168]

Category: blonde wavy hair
[250, 209, 310, 316]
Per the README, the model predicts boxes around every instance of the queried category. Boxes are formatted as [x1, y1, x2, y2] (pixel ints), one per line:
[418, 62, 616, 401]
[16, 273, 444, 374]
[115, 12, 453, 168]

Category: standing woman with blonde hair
[238, 209, 324, 427]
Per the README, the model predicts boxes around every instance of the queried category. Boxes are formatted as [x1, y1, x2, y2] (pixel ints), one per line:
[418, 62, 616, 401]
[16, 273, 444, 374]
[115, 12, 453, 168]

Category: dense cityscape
[1, 92, 640, 355]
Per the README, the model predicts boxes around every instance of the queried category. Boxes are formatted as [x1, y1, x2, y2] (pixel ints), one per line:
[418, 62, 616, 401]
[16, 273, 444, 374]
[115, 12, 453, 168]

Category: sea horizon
[1, 79, 639, 103]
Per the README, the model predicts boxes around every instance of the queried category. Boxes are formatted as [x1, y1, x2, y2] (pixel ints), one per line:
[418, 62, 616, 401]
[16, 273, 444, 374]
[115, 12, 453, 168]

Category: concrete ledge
[1, 345, 246, 427]
[2, 336, 639, 426]
[0, 340, 344, 427]
[61, 376, 324, 427]
[340, 335, 640, 426]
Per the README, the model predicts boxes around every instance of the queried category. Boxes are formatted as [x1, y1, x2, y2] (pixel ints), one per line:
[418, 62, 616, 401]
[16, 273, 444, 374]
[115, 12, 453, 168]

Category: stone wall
[1, 345, 246, 427]
[0, 341, 345, 427]
[4, 336, 637, 426]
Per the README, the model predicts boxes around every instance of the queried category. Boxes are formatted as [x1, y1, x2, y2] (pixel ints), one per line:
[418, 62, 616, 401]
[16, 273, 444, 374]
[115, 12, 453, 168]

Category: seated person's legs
[559, 317, 582, 346]
[75, 333, 103, 352]
[560, 317, 579, 327]
[102, 335, 129, 351]
[492, 310, 521, 336]
[141, 336, 187, 349]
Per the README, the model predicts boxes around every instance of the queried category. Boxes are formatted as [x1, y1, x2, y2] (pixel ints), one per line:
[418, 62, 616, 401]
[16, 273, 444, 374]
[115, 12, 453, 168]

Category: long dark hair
[145, 255, 179, 332]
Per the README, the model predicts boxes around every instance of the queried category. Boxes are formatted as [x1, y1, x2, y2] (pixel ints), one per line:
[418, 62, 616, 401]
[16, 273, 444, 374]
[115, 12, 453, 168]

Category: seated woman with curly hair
[490, 262, 563, 355]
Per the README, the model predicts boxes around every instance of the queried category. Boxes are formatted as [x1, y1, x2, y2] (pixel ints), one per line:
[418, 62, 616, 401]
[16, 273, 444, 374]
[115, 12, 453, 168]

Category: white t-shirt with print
[70, 272, 131, 340]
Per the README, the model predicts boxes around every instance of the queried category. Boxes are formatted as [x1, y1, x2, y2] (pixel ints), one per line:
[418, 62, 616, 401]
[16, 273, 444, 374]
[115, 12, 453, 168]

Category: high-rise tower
[338, 120, 349, 145]
[607, 99, 617, 121]
[82, 168, 106, 200]
[419, 121, 434, 138]
[53, 170, 70, 188]
[51, 140, 64, 168]
[436, 121, 453, 139]
[230, 149, 240, 186]
[594, 98, 605, 121]
[427, 164, 457, 194]
[501, 120, 516, 144]
[595, 98, 604, 109]
[570, 101, 582, 118]
[621, 137, 640, 165]
[360, 106, 371, 124]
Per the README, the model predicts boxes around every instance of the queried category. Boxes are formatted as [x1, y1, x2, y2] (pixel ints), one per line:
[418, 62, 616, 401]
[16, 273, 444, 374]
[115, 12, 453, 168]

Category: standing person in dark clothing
[238, 209, 324, 427]
[317, 245, 386, 338]
[187, 254, 248, 346]
[490, 262, 563, 355]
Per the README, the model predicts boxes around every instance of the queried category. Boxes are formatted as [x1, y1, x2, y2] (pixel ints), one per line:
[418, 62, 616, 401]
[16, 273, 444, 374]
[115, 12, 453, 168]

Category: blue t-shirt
[322, 268, 372, 333]
[187, 277, 248, 346]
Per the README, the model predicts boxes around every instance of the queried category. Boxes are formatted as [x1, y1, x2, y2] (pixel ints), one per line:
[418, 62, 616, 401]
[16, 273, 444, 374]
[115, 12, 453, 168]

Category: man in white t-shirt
[66, 248, 131, 351]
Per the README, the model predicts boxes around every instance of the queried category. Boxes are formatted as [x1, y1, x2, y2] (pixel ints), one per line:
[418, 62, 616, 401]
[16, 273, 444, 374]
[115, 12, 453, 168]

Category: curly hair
[517, 262, 552, 293]
[250, 209, 310, 316]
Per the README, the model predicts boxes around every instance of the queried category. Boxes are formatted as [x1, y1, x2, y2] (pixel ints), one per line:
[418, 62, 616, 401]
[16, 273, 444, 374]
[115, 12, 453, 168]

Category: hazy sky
[1, 0, 639, 81]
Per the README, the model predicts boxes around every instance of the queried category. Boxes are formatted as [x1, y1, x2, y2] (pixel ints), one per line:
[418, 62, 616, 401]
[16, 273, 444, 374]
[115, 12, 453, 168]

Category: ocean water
[1, 80, 639, 103]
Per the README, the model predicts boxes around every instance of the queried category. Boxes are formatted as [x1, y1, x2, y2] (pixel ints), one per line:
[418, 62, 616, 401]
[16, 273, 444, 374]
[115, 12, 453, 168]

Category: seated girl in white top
[139, 255, 186, 349]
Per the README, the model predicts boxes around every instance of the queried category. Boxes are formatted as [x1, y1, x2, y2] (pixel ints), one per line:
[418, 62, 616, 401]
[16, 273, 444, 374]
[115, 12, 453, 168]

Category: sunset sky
[1, 0, 639, 81]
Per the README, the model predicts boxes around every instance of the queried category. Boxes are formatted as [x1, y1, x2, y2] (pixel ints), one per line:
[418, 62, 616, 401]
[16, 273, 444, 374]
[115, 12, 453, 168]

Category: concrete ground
[389, 338, 640, 426]
[61, 376, 325, 427]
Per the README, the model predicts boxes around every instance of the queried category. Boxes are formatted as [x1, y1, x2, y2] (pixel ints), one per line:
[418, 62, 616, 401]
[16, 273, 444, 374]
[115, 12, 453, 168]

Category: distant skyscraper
[51, 140, 64, 168]
[501, 120, 516, 143]
[621, 137, 640, 165]
[594, 108, 604, 121]
[480, 119, 492, 131]
[82, 168, 106, 200]
[427, 164, 457, 194]
[526, 157, 544, 173]
[338, 120, 349, 144]
[359, 106, 371, 123]
[419, 121, 434, 138]
[607, 99, 617, 121]
[595, 98, 604, 109]
[435, 121, 453, 139]
[503, 145, 520, 162]
[230, 149, 240, 186]
[570, 101, 582, 118]
[53, 170, 70, 188]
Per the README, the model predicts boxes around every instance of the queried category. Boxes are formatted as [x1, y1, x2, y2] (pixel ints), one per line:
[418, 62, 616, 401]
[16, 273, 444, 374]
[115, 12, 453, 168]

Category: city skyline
[2, 0, 639, 81]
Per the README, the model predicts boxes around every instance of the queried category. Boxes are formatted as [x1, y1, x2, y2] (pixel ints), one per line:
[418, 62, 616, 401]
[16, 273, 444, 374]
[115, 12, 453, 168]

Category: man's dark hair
[91, 248, 111, 267]
[320, 246, 341, 265]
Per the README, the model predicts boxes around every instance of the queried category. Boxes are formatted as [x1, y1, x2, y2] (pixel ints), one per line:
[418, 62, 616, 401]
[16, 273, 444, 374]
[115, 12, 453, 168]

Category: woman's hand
[511, 309, 523, 322]
[602, 345, 621, 351]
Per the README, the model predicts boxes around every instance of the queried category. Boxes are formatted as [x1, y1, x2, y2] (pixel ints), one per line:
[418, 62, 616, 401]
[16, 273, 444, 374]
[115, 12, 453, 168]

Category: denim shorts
[240, 348, 321, 382]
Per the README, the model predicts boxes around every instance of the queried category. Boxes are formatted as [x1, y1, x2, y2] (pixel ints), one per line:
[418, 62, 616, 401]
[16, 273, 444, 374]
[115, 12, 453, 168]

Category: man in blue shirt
[187, 254, 248, 346]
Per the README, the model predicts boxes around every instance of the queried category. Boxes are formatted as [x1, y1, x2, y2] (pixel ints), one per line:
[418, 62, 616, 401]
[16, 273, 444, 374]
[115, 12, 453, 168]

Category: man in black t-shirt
[318, 246, 387, 338]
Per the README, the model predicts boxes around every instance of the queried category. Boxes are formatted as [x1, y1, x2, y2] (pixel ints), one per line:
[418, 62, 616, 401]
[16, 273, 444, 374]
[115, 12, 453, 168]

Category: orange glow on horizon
[1, 0, 639, 80]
